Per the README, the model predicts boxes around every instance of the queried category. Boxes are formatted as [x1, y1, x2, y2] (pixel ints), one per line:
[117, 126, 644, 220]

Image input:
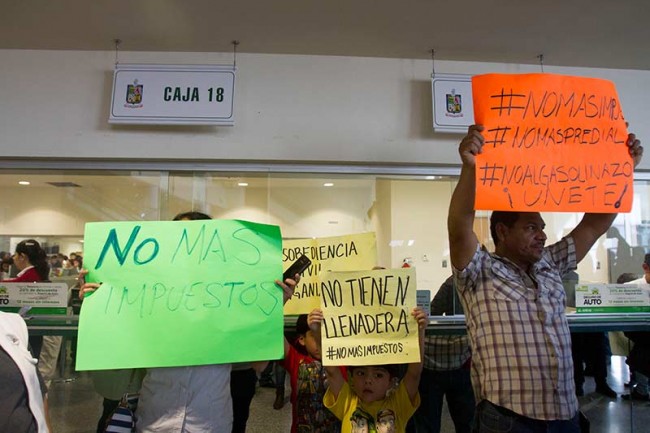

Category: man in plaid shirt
[447, 124, 643, 432]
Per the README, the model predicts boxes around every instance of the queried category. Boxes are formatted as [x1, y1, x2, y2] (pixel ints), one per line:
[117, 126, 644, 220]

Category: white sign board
[575, 283, 650, 313]
[431, 73, 474, 133]
[416, 289, 431, 316]
[109, 64, 235, 125]
[0, 282, 69, 315]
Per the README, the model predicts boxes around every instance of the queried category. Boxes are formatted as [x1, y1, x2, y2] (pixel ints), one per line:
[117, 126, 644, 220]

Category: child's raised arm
[308, 308, 345, 398]
[403, 306, 428, 404]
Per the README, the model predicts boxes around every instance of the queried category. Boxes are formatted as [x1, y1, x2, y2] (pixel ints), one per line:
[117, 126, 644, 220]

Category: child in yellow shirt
[308, 307, 428, 433]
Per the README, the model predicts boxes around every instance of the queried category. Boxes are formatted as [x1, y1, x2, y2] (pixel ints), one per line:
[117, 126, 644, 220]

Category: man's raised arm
[448, 125, 484, 270]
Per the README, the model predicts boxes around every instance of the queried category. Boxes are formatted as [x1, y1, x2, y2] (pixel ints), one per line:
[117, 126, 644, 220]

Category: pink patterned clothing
[454, 236, 578, 420]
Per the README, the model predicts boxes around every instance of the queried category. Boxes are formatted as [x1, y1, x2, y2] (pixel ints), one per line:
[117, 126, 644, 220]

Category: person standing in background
[408, 276, 474, 433]
[1, 256, 13, 280]
[622, 254, 650, 401]
[566, 270, 618, 398]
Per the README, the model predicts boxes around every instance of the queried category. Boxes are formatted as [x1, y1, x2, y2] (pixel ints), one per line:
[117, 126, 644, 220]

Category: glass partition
[1, 168, 649, 312]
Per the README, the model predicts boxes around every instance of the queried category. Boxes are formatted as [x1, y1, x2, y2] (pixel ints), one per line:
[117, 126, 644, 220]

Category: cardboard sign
[0, 283, 68, 315]
[575, 283, 650, 313]
[319, 268, 419, 366]
[283, 233, 377, 314]
[76, 219, 283, 370]
[472, 73, 632, 212]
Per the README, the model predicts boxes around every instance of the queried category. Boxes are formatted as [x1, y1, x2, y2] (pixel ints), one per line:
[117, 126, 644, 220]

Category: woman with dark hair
[3, 239, 50, 283]
[2, 240, 51, 358]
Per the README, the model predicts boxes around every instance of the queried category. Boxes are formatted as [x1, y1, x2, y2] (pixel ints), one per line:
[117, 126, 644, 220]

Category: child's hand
[276, 274, 300, 305]
[412, 307, 428, 331]
[308, 308, 323, 332]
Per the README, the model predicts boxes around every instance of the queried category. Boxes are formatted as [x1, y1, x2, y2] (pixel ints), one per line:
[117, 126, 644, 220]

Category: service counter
[26, 312, 650, 337]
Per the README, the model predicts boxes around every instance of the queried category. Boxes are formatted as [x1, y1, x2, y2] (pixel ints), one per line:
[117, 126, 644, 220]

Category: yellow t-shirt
[323, 380, 420, 433]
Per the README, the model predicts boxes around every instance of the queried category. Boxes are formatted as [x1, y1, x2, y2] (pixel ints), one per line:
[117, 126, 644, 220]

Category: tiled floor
[48, 355, 649, 433]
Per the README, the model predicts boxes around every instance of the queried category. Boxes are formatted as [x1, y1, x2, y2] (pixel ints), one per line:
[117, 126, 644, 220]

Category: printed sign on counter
[575, 283, 650, 313]
[0, 283, 69, 315]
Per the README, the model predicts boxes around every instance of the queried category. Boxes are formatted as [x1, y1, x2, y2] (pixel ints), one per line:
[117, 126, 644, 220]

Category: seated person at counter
[3, 239, 50, 284]
[2, 239, 51, 359]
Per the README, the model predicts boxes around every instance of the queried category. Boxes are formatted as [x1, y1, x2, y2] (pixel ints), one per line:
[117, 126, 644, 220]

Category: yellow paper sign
[283, 232, 377, 314]
[319, 268, 419, 366]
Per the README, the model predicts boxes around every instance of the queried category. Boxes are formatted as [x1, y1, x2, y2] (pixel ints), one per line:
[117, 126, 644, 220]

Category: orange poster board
[472, 73, 632, 213]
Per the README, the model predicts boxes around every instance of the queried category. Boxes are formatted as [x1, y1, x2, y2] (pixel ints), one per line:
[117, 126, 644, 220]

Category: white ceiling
[2, 0, 649, 70]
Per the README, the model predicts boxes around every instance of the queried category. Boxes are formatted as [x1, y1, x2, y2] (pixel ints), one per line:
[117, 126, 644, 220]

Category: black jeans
[230, 368, 258, 433]
[409, 366, 475, 433]
[474, 401, 580, 433]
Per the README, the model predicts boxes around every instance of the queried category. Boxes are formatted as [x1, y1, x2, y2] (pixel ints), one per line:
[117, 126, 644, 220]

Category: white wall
[2, 49, 649, 169]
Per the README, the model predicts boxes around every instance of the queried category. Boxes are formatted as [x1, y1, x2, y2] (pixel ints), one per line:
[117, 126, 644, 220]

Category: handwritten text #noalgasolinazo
[321, 274, 411, 339]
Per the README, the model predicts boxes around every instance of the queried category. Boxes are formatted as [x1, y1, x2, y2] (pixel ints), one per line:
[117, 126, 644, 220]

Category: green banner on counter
[575, 283, 650, 313]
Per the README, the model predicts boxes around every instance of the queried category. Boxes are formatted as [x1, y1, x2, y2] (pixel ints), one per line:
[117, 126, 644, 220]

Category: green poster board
[76, 219, 283, 371]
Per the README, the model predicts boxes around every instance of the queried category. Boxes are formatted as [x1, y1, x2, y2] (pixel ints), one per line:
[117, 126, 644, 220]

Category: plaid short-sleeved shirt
[454, 237, 578, 421]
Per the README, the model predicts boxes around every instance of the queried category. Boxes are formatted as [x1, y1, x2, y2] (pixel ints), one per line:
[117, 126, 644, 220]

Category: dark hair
[489, 211, 521, 246]
[1, 257, 13, 271]
[173, 211, 212, 221]
[616, 273, 640, 284]
[15, 239, 50, 281]
[349, 364, 400, 378]
[296, 314, 309, 335]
